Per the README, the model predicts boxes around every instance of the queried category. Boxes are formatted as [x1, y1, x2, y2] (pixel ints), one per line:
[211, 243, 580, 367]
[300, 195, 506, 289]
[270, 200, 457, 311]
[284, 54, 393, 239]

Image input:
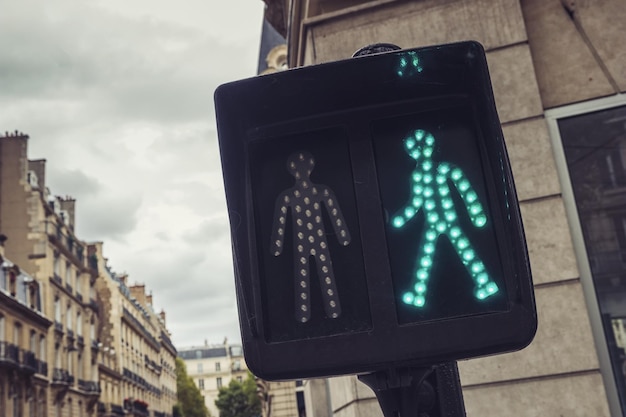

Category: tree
[176, 357, 211, 417]
[214, 371, 261, 417]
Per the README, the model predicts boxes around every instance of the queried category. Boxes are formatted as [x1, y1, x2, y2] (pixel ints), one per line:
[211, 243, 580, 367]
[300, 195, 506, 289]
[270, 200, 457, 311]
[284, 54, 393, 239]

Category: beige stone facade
[179, 342, 248, 417]
[1, 131, 102, 417]
[263, 0, 626, 415]
[93, 242, 176, 417]
[0, 132, 177, 417]
[0, 243, 52, 417]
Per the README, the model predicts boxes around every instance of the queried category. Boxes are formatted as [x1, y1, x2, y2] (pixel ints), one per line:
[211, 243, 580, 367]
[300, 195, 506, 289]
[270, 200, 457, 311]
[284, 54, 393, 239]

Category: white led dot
[297, 245, 303, 252]
[294, 190, 301, 197]
[278, 228, 284, 235]
[325, 277, 331, 284]
[295, 205, 302, 213]
[307, 223, 313, 230]
[340, 230, 346, 237]
[331, 313, 338, 318]
[332, 208, 338, 216]
[301, 293, 307, 300]
[327, 289, 334, 296]
[304, 197, 310, 204]
[302, 181, 309, 189]
[314, 203, 320, 210]
[284, 196, 290, 203]
[320, 254, 326, 261]
[300, 257, 307, 264]
[301, 305, 307, 312]
[297, 219, 303, 226]
[310, 248, 316, 255]
[315, 216, 321, 223]
[300, 281, 306, 288]
[317, 229, 323, 237]
[322, 266, 329, 273]
[297, 232, 304, 240]
[312, 187, 318, 195]
[275, 240, 282, 247]
[279, 217, 285, 224]
[336, 219, 342, 226]
[330, 301, 336, 307]
[305, 210, 312, 217]
[308, 236, 315, 243]
[320, 242, 327, 249]
[281, 207, 287, 214]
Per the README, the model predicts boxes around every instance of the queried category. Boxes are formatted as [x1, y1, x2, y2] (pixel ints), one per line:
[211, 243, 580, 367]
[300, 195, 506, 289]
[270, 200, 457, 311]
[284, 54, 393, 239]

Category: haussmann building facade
[261, 0, 626, 415]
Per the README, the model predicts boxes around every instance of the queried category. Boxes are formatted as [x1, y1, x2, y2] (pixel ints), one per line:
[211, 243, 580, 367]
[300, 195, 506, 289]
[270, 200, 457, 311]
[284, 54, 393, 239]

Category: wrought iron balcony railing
[0, 342, 19, 366]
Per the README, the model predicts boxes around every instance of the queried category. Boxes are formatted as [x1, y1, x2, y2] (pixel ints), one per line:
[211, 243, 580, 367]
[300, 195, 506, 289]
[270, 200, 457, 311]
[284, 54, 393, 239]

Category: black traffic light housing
[215, 41, 536, 380]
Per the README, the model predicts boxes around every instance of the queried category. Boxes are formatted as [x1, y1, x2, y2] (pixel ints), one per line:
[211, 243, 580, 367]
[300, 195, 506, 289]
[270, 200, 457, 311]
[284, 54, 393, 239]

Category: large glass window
[557, 102, 626, 413]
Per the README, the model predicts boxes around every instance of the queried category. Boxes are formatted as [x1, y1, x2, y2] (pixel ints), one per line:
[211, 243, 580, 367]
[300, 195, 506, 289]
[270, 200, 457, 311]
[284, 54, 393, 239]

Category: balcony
[77, 335, 84, 346]
[78, 379, 101, 395]
[122, 308, 160, 350]
[37, 360, 48, 377]
[20, 349, 38, 374]
[54, 321, 64, 334]
[46, 221, 85, 264]
[76, 292, 83, 302]
[0, 342, 19, 368]
[52, 274, 63, 286]
[91, 339, 100, 351]
[97, 402, 106, 414]
[67, 329, 75, 341]
[65, 283, 73, 294]
[111, 404, 125, 416]
[52, 368, 74, 386]
[124, 398, 149, 417]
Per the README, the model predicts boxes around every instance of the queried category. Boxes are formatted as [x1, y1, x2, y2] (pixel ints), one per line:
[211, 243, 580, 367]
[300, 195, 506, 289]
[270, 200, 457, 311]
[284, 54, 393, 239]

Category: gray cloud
[0, 0, 263, 347]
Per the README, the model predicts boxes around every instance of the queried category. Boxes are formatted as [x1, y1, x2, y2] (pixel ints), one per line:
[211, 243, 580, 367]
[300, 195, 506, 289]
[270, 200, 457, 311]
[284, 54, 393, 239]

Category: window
[236, 376, 242, 383]
[216, 377, 222, 388]
[548, 98, 626, 415]
[197, 362, 203, 373]
[40, 335, 46, 362]
[90, 319, 95, 340]
[0, 315, 4, 342]
[53, 254, 60, 277]
[54, 297, 61, 323]
[76, 311, 82, 336]
[66, 305, 72, 330]
[30, 330, 36, 354]
[198, 379, 204, 390]
[55, 344, 61, 368]
[67, 350, 73, 375]
[65, 262, 72, 287]
[215, 362, 221, 372]
[78, 353, 83, 379]
[75, 275, 81, 296]
[13, 322, 21, 345]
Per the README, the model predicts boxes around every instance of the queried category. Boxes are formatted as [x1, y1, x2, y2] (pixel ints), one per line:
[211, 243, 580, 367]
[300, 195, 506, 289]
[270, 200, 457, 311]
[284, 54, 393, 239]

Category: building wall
[265, 0, 626, 415]
[179, 343, 248, 417]
[0, 132, 177, 417]
[1, 132, 102, 417]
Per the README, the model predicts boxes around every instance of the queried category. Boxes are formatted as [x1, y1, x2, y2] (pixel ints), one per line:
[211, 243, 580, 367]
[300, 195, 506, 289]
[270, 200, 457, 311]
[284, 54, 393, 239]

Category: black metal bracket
[358, 362, 466, 417]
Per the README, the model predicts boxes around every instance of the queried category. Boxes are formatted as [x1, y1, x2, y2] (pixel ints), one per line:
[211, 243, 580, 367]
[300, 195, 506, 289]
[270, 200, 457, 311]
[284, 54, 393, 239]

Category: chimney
[146, 293, 153, 306]
[59, 197, 76, 231]
[129, 284, 147, 307]
[159, 309, 166, 325]
[28, 159, 46, 191]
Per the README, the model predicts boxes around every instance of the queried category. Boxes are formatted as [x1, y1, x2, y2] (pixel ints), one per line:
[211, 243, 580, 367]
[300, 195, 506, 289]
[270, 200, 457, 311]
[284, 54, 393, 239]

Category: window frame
[546, 93, 626, 417]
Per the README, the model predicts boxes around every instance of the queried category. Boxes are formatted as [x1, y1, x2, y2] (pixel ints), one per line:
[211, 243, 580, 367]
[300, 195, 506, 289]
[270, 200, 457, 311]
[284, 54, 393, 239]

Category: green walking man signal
[390, 129, 499, 308]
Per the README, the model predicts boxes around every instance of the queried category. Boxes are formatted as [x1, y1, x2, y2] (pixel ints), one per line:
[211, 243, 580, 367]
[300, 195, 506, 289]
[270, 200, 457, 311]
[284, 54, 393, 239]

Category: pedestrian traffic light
[215, 41, 536, 380]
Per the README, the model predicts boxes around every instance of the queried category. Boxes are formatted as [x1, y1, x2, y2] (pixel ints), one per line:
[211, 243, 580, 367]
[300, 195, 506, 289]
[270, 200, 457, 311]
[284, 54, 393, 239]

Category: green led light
[396, 51, 423, 78]
[390, 129, 500, 308]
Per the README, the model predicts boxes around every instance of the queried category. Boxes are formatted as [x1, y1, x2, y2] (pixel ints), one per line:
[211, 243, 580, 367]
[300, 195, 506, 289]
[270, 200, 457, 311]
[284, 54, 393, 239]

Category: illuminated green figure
[391, 129, 499, 308]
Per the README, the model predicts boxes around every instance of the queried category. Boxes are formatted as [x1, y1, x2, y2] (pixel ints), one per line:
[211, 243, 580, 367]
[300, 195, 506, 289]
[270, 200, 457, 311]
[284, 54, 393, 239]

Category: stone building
[178, 342, 248, 417]
[260, 0, 626, 415]
[0, 131, 101, 417]
[93, 243, 177, 417]
[0, 241, 51, 416]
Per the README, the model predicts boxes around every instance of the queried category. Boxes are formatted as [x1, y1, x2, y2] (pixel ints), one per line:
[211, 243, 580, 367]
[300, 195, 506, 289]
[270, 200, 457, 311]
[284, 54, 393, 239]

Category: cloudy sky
[0, 0, 266, 348]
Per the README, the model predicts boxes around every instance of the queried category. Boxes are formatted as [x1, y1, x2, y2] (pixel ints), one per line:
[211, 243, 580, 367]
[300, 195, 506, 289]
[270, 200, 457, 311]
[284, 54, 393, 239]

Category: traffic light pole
[358, 362, 466, 417]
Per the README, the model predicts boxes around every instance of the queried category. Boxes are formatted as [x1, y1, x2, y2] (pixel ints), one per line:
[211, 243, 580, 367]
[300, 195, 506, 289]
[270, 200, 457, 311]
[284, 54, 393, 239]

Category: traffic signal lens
[373, 106, 508, 322]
